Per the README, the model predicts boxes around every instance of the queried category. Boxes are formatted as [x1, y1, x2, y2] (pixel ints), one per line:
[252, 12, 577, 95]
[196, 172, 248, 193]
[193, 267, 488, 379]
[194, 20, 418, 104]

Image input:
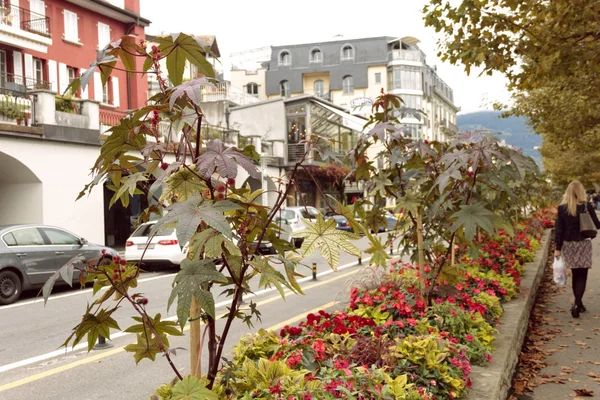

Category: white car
[278, 206, 321, 248]
[125, 222, 186, 267]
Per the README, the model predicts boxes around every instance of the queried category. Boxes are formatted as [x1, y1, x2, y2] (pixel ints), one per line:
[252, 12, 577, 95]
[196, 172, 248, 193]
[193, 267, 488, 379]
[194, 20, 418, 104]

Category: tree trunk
[416, 212, 426, 300]
[189, 297, 201, 377]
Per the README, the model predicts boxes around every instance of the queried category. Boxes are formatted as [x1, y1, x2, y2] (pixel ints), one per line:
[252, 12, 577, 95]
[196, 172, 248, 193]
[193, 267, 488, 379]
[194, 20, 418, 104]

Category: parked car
[0, 224, 118, 305]
[125, 221, 275, 267]
[125, 222, 186, 268]
[277, 206, 322, 248]
[324, 212, 353, 232]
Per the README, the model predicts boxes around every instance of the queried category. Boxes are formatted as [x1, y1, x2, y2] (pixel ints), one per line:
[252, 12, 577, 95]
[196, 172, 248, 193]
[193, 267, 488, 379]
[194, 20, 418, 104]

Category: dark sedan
[325, 213, 353, 232]
[0, 224, 118, 305]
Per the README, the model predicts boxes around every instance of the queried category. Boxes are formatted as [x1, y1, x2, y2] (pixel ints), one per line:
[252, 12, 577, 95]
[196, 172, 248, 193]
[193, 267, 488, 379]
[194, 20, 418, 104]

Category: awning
[313, 101, 368, 133]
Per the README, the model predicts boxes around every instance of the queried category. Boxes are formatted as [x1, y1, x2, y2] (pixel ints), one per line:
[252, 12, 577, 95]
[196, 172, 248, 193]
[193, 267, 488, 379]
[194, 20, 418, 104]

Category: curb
[466, 229, 552, 400]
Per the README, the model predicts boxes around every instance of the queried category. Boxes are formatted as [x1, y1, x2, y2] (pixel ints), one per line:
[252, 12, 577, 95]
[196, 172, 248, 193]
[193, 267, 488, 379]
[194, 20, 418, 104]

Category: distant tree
[423, 0, 600, 182]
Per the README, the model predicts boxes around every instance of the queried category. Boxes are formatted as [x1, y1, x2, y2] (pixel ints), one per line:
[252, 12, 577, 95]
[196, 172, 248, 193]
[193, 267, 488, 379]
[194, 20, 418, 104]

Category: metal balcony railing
[0, 4, 51, 37]
[0, 72, 50, 95]
[389, 50, 424, 63]
[287, 143, 306, 163]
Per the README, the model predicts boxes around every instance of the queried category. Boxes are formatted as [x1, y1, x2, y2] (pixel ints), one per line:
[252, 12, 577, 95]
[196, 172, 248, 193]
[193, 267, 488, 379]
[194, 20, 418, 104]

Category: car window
[131, 224, 174, 237]
[42, 228, 80, 245]
[3, 232, 16, 246]
[308, 208, 320, 219]
[299, 209, 311, 219]
[281, 210, 295, 221]
[9, 228, 45, 246]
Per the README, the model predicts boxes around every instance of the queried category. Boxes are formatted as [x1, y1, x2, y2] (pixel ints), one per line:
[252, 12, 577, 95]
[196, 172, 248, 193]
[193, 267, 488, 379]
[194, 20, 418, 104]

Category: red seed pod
[119, 259, 127, 266]
[226, 178, 236, 186]
[215, 183, 226, 193]
[161, 162, 169, 170]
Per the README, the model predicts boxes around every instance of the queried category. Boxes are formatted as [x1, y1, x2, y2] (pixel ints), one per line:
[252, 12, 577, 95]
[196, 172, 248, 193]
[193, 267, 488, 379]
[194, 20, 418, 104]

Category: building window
[280, 80, 290, 97]
[279, 51, 291, 66]
[0, 51, 5, 88]
[34, 59, 44, 84]
[310, 49, 322, 63]
[342, 75, 354, 95]
[341, 45, 354, 60]
[103, 78, 110, 104]
[389, 66, 422, 90]
[67, 67, 76, 85]
[375, 72, 381, 84]
[63, 10, 79, 42]
[247, 82, 258, 95]
[189, 63, 198, 79]
[314, 80, 324, 96]
[401, 94, 422, 110]
[98, 22, 110, 49]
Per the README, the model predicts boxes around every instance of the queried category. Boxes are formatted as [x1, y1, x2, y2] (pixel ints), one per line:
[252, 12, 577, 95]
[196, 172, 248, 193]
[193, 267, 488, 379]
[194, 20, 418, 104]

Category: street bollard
[93, 334, 113, 350]
[389, 243, 393, 255]
[358, 256, 362, 265]
[312, 262, 317, 280]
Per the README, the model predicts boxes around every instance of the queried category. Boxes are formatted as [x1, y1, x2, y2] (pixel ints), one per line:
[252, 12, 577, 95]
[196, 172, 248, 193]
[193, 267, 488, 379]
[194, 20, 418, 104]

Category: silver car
[0, 224, 118, 305]
[277, 206, 322, 248]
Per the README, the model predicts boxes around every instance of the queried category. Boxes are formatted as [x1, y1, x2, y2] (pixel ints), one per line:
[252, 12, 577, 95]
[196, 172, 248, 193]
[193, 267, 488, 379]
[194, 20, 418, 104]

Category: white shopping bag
[553, 256, 566, 286]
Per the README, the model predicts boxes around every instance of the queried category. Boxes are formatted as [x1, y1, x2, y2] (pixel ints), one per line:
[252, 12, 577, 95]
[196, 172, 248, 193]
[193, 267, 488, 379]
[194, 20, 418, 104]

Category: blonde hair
[561, 180, 587, 216]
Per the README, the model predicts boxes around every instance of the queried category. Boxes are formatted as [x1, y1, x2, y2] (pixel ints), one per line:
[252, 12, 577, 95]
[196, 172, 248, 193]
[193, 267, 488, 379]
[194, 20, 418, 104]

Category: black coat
[555, 203, 600, 251]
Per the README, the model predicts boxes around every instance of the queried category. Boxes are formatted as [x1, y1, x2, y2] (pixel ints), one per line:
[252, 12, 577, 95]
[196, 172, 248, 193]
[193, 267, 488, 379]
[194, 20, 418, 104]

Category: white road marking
[0, 273, 175, 310]
[0, 256, 372, 374]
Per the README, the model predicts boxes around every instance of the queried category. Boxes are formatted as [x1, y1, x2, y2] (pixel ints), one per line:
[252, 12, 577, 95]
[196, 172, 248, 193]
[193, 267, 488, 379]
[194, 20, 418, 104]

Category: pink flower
[430, 380, 437, 386]
[465, 334, 474, 342]
[456, 283, 463, 291]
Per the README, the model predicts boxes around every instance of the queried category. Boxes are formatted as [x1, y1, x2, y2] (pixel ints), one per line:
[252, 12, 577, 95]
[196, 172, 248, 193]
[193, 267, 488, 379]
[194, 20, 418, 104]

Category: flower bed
[212, 211, 555, 399]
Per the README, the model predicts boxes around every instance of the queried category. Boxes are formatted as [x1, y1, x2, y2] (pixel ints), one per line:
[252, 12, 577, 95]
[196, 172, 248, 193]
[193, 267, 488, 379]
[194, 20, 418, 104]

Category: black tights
[571, 268, 589, 308]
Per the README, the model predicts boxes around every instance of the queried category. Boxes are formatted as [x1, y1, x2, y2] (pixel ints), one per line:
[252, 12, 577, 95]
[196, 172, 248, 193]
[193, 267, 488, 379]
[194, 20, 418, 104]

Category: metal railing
[0, 72, 50, 95]
[287, 143, 306, 163]
[201, 82, 261, 106]
[99, 108, 125, 136]
[389, 50, 424, 63]
[0, 4, 51, 37]
[0, 92, 32, 125]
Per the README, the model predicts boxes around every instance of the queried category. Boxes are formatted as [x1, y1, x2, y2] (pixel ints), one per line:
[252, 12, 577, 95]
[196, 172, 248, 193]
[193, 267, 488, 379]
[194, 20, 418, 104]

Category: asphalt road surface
[0, 234, 407, 400]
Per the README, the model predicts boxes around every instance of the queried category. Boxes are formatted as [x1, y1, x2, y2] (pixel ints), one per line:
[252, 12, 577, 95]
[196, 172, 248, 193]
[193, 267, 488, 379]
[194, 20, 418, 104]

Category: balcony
[0, 72, 50, 95]
[0, 5, 52, 52]
[388, 50, 424, 63]
[201, 82, 261, 106]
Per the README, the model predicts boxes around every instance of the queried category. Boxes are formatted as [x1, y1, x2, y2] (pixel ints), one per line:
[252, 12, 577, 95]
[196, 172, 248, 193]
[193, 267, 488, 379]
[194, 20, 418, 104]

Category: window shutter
[93, 72, 103, 102]
[64, 10, 78, 42]
[112, 77, 119, 107]
[80, 68, 88, 99]
[24, 54, 34, 85]
[10, 0, 20, 23]
[58, 63, 67, 95]
[48, 60, 57, 92]
[98, 22, 110, 49]
[13, 51, 22, 85]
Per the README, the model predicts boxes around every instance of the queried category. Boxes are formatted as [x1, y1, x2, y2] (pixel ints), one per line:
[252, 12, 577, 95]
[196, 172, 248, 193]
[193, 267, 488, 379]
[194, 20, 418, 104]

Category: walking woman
[555, 180, 600, 318]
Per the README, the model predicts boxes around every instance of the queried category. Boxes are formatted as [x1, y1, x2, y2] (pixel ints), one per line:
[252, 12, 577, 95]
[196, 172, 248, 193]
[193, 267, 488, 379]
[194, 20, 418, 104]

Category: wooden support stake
[416, 212, 426, 300]
[189, 297, 201, 377]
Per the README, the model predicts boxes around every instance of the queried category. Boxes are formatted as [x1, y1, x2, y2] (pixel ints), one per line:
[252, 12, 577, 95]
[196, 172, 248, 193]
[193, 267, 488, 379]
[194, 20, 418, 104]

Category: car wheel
[0, 270, 22, 306]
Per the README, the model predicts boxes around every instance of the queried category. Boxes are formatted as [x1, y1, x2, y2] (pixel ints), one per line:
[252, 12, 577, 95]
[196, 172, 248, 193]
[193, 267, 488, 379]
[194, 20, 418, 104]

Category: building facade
[0, 0, 149, 246]
[231, 36, 460, 142]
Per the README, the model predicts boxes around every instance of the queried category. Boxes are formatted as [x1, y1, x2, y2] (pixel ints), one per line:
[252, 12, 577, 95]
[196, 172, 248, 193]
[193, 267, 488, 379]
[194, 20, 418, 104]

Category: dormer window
[341, 45, 354, 60]
[279, 51, 291, 66]
[310, 48, 322, 63]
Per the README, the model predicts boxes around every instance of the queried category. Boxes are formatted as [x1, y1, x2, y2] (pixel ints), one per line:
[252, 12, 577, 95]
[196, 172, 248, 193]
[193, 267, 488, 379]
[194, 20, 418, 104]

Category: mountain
[457, 111, 542, 166]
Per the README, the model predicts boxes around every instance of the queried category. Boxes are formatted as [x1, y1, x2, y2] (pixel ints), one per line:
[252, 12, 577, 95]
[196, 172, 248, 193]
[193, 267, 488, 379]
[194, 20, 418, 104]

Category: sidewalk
[513, 236, 600, 399]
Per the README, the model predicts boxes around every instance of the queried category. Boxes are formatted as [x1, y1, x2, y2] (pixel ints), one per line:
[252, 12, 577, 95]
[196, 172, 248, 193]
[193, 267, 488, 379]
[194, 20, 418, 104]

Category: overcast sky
[140, 0, 509, 114]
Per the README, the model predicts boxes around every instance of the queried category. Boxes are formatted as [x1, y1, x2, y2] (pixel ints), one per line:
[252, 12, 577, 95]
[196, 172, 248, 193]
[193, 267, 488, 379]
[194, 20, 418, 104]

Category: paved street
[0, 234, 406, 400]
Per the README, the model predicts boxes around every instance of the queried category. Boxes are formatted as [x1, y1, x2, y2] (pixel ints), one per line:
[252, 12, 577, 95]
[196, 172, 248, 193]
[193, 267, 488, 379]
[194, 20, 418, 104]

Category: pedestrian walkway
[513, 236, 600, 399]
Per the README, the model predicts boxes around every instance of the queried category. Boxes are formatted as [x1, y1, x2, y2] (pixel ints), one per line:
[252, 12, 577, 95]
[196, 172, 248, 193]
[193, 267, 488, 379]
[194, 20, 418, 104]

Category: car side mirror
[79, 238, 88, 246]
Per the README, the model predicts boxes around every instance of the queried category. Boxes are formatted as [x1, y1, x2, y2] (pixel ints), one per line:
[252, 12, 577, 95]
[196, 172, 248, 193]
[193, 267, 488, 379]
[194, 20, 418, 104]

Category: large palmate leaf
[450, 202, 496, 240]
[41, 255, 85, 304]
[110, 172, 147, 207]
[169, 77, 216, 110]
[154, 33, 216, 86]
[124, 313, 183, 347]
[171, 376, 218, 400]
[294, 214, 360, 269]
[364, 235, 390, 267]
[249, 257, 296, 298]
[150, 195, 241, 246]
[124, 334, 162, 364]
[168, 259, 227, 328]
[368, 171, 393, 197]
[435, 165, 463, 193]
[162, 167, 206, 202]
[197, 140, 260, 180]
[61, 306, 121, 351]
